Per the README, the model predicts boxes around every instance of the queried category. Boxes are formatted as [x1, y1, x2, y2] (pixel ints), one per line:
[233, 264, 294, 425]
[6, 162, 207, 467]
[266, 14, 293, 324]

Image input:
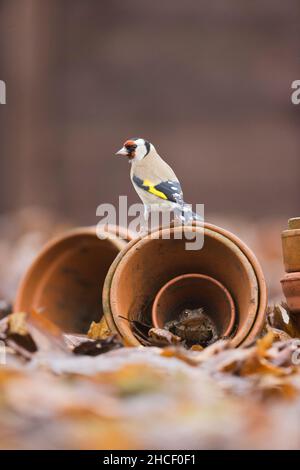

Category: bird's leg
[174, 203, 196, 225]
[174, 205, 186, 225]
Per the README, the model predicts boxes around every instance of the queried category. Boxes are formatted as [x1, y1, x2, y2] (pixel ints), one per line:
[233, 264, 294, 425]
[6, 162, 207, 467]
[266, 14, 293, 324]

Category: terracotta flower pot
[152, 273, 236, 338]
[14, 225, 133, 333]
[103, 222, 267, 347]
[281, 272, 300, 313]
[282, 218, 300, 273]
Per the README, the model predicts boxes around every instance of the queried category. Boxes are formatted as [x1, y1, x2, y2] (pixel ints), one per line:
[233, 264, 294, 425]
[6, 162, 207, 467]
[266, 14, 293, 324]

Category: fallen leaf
[73, 335, 123, 356]
[268, 304, 300, 338]
[118, 316, 152, 346]
[160, 346, 204, 366]
[28, 309, 69, 352]
[1, 311, 70, 359]
[63, 333, 94, 349]
[264, 322, 292, 342]
[87, 317, 111, 340]
[5, 312, 37, 358]
[8, 312, 29, 336]
[148, 327, 182, 345]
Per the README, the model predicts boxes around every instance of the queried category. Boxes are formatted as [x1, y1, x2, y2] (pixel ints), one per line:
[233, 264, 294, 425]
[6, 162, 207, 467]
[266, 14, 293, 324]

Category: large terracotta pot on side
[14, 225, 133, 333]
[103, 222, 267, 347]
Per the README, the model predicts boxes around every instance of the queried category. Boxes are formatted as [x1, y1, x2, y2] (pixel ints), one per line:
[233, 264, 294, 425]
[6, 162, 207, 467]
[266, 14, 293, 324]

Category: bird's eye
[126, 144, 137, 151]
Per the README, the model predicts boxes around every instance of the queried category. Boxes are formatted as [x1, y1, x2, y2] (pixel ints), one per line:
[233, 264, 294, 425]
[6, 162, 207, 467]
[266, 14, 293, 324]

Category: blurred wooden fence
[0, 0, 299, 223]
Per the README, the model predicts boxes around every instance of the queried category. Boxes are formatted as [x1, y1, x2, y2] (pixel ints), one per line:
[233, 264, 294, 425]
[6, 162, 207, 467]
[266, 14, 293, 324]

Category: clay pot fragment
[281, 218, 300, 314]
[282, 218, 300, 273]
[281, 273, 300, 314]
[14, 226, 133, 333]
[103, 222, 267, 347]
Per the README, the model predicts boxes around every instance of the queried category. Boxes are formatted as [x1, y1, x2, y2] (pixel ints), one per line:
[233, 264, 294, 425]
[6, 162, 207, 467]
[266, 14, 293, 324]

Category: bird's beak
[115, 147, 128, 156]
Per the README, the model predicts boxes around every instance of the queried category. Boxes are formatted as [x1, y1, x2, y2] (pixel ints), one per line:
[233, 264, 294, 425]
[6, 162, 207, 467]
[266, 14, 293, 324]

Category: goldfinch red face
[115, 138, 151, 162]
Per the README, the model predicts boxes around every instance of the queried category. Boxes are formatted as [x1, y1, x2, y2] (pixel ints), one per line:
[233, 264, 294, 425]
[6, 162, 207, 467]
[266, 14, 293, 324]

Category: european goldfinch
[116, 137, 202, 224]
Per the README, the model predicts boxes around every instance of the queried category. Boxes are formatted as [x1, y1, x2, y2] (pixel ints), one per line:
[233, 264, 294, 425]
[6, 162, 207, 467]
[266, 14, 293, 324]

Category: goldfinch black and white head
[116, 137, 152, 162]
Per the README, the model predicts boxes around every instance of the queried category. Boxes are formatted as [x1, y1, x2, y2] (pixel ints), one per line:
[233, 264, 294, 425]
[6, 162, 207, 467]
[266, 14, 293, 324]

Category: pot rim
[281, 273, 300, 283]
[288, 218, 300, 230]
[282, 230, 300, 238]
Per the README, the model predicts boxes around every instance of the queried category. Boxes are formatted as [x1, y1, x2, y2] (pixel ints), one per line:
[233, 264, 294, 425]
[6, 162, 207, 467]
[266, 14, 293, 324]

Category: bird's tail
[175, 203, 203, 224]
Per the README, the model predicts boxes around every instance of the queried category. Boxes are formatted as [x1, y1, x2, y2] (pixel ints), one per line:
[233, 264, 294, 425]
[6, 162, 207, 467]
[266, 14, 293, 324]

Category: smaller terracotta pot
[152, 273, 236, 337]
[281, 272, 300, 313]
[282, 218, 300, 273]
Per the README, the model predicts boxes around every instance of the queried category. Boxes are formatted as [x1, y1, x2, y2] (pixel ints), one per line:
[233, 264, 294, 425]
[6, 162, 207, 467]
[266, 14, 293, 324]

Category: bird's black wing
[132, 175, 184, 204]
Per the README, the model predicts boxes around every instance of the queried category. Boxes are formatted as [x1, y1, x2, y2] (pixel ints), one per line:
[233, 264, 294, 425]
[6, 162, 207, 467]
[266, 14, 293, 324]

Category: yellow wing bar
[132, 175, 183, 203]
[142, 179, 168, 199]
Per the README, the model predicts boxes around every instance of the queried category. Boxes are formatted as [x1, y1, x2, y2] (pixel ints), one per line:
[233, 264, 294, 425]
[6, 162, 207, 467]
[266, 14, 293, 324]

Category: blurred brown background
[0, 0, 299, 300]
[0, 0, 299, 221]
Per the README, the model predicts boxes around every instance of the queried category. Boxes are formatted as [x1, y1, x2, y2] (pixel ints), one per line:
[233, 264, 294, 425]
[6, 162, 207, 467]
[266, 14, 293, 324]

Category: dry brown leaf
[160, 346, 204, 366]
[8, 312, 29, 336]
[113, 364, 163, 396]
[148, 327, 182, 345]
[264, 322, 292, 342]
[267, 340, 300, 368]
[234, 333, 295, 377]
[239, 355, 292, 377]
[28, 309, 69, 352]
[5, 312, 37, 358]
[2, 311, 70, 359]
[63, 333, 93, 349]
[256, 331, 275, 355]
[268, 304, 300, 338]
[73, 334, 123, 356]
[254, 375, 299, 401]
[87, 317, 111, 340]
[190, 344, 204, 351]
